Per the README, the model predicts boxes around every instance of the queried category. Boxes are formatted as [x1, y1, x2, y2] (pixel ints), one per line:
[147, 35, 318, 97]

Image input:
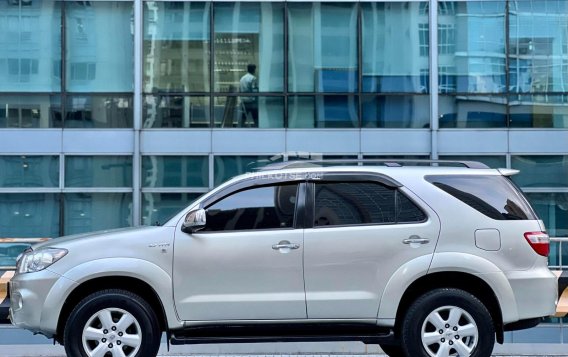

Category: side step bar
[170, 323, 395, 345]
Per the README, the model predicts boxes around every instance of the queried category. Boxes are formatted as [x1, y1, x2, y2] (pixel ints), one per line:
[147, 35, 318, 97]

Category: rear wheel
[63, 289, 161, 357]
[401, 288, 494, 357]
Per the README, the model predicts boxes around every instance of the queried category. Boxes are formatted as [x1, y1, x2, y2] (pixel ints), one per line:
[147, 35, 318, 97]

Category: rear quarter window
[426, 175, 538, 221]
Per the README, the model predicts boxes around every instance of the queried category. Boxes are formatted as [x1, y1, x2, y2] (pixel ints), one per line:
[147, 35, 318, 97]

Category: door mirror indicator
[181, 208, 206, 233]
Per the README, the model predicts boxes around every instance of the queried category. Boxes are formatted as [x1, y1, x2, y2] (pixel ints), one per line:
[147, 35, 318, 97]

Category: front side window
[313, 182, 425, 227]
[204, 184, 298, 232]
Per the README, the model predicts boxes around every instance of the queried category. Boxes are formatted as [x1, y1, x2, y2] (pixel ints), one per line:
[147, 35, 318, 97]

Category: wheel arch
[394, 272, 505, 344]
[55, 276, 167, 344]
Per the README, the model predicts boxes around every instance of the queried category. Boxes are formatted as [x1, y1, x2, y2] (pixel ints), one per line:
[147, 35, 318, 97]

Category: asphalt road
[1, 326, 568, 357]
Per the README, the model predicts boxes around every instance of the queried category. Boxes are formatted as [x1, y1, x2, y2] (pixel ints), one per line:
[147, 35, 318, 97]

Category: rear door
[303, 174, 441, 319]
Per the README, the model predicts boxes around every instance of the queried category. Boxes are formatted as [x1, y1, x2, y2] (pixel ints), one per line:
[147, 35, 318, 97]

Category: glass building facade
[1, 0, 568, 343]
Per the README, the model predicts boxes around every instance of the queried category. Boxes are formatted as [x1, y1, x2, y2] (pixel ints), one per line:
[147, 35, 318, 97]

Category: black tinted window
[313, 182, 425, 227]
[397, 193, 427, 222]
[426, 175, 538, 221]
[204, 184, 298, 231]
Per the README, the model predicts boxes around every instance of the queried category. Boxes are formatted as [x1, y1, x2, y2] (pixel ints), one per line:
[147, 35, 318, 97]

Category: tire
[63, 289, 161, 357]
[401, 288, 495, 357]
[379, 343, 405, 357]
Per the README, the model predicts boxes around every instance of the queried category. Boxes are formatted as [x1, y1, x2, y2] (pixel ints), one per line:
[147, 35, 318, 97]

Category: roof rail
[259, 159, 490, 171]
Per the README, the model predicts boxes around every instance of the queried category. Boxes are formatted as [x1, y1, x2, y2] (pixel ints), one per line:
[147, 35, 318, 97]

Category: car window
[426, 175, 538, 221]
[203, 184, 298, 232]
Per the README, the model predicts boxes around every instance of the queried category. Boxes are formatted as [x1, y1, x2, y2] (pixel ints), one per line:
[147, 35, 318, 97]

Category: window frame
[197, 181, 306, 233]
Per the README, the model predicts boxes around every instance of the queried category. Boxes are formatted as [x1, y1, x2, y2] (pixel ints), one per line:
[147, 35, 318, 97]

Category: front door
[173, 183, 307, 321]
[303, 179, 441, 319]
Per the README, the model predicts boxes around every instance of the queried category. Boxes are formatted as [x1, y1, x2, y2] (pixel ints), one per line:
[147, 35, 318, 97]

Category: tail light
[524, 231, 550, 257]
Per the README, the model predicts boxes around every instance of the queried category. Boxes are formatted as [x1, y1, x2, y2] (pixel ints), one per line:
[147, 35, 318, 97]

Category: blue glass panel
[0, 193, 60, 239]
[64, 193, 132, 235]
[0, 156, 59, 187]
[66, 156, 132, 188]
[142, 192, 202, 226]
[362, 2, 429, 93]
[142, 156, 208, 188]
[0, 1, 61, 92]
[66, 2, 133, 92]
[143, 2, 210, 92]
[511, 156, 568, 188]
[288, 3, 358, 93]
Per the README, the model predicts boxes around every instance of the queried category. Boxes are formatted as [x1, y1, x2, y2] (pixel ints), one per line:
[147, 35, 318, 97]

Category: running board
[170, 323, 395, 345]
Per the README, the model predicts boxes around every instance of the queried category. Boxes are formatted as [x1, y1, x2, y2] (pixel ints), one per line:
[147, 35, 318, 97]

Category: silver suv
[9, 160, 557, 357]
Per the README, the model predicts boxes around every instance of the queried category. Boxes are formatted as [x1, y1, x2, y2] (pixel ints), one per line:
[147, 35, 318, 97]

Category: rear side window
[426, 175, 538, 221]
[313, 182, 426, 227]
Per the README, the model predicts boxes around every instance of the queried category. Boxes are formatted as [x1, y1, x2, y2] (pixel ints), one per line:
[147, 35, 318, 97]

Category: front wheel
[401, 288, 495, 357]
[63, 289, 161, 357]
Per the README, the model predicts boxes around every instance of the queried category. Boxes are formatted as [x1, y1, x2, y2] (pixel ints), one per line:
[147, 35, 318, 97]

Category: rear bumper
[505, 266, 557, 322]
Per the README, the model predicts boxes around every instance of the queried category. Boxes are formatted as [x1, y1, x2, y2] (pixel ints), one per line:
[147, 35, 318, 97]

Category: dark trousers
[241, 102, 258, 127]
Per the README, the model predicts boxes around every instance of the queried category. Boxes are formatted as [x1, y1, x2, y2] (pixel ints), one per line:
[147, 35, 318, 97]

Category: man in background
[239, 64, 259, 127]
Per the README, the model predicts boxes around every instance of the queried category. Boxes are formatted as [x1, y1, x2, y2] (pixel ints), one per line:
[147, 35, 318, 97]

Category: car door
[303, 175, 441, 319]
[173, 182, 307, 321]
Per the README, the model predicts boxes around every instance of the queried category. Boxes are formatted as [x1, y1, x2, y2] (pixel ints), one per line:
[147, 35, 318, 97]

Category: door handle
[272, 240, 300, 250]
[403, 236, 430, 245]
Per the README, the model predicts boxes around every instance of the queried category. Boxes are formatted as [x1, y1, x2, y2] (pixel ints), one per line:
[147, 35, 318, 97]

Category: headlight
[17, 248, 68, 274]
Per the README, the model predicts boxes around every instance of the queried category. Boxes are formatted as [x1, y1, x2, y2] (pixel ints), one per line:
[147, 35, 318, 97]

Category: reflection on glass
[511, 156, 568, 188]
[362, 95, 430, 128]
[0, 95, 62, 128]
[288, 3, 358, 92]
[64, 95, 133, 128]
[64, 193, 132, 235]
[438, 2, 506, 93]
[288, 95, 358, 128]
[526, 193, 568, 240]
[0, 156, 59, 187]
[65, 156, 133, 188]
[144, 2, 210, 92]
[213, 96, 283, 128]
[143, 96, 210, 128]
[439, 95, 507, 128]
[214, 155, 280, 186]
[509, 1, 568, 93]
[509, 95, 568, 128]
[0, 193, 60, 238]
[204, 185, 297, 231]
[362, 2, 429, 93]
[142, 192, 201, 226]
[214, 2, 284, 93]
[0, 1, 61, 92]
[142, 156, 208, 188]
[66, 1, 133, 92]
[438, 155, 506, 169]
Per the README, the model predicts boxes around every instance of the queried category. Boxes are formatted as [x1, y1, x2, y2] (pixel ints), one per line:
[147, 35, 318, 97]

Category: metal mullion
[133, 0, 143, 226]
[61, 1, 67, 128]
[284, 1, 289, 129]
[0, 188, 61, 194]
[429, 0, 439, 160]
[141, 187, 209, 193]
[62, 188, 134, 194]
[209, 2, 215, 129]
[357, 2, 362, 129]
[504, 0, 511, 129]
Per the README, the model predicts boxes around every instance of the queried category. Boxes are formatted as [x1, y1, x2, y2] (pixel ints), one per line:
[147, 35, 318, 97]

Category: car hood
[31, 226, 161, 251]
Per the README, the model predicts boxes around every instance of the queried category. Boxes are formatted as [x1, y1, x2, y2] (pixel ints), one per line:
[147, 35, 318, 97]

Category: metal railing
[549, 237, 568, 270]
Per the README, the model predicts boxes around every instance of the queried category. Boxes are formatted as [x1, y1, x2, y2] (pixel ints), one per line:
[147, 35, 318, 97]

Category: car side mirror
[181, 208, 206, 234]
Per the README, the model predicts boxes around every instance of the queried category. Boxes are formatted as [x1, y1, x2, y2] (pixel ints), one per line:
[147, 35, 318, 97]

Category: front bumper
[9, 269, 63, 335]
